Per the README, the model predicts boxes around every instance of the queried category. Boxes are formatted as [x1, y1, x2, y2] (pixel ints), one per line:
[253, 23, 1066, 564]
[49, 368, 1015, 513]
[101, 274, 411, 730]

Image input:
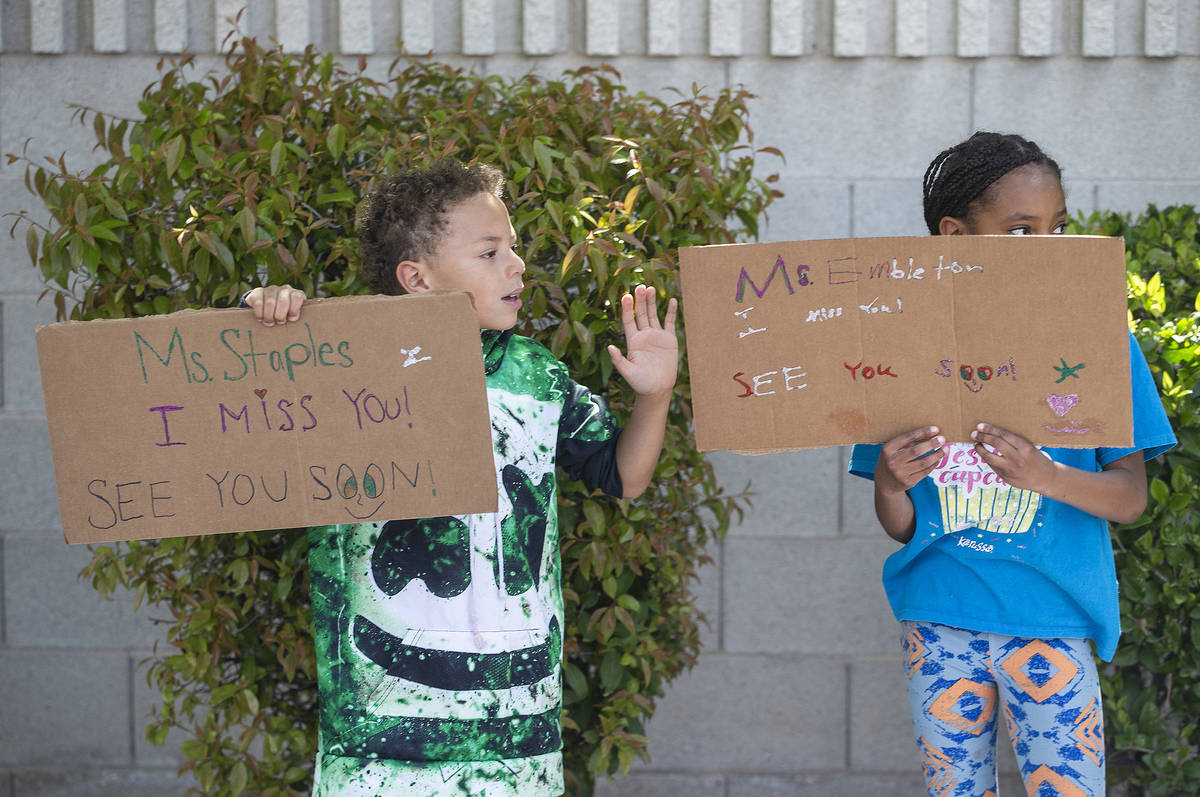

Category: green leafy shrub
[1069, 206, 1200, 795]
[10, 39, 775, 796]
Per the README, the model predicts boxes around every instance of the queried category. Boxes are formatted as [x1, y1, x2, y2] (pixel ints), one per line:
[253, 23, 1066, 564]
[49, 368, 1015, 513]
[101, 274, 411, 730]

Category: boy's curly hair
[922, 132, 1061, 235]
[357, 160, 505, 294]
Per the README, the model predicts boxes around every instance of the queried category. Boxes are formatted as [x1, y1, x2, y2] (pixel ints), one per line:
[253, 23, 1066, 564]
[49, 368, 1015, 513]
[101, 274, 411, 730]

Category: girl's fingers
[972, 422, 1029, 460]
[884, 426, 941, 453]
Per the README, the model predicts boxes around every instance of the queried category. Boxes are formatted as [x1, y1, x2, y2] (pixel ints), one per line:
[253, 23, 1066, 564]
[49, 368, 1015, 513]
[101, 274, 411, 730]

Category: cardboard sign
[680, 236, 1132, 453]
[36, 293, 498, 544]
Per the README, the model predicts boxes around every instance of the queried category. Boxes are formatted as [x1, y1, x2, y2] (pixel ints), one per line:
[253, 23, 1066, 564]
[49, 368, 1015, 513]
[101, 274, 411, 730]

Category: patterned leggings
[901, 621, 1105, 797]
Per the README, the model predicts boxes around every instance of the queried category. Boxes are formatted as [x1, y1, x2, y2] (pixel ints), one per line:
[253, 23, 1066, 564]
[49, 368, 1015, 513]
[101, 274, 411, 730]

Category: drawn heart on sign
[1045, 393, 1079, 417]
[254, 388, 267, 398]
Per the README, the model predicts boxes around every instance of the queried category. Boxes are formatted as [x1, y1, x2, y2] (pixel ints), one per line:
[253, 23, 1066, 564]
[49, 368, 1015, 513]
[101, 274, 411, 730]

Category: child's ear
[938, 216, 969, 236]
[396, 260, 431, 293]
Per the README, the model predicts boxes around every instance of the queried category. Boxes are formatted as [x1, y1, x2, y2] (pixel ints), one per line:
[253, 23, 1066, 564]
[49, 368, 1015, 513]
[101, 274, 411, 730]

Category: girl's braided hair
[922, 132, 1062, 235]
[358, 160, 505, 294]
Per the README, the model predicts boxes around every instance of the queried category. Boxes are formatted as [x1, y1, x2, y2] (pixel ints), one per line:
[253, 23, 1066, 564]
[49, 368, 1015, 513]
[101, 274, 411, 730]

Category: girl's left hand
[971, 422, 1056, 492]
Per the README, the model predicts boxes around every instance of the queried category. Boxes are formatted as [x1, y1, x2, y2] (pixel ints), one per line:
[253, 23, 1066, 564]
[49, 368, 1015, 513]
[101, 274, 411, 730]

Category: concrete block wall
[0, 1, 1197, 794]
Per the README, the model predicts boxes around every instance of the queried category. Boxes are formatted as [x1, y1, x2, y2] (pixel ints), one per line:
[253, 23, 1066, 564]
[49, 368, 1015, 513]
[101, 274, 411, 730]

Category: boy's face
[399, 192, 526, 330]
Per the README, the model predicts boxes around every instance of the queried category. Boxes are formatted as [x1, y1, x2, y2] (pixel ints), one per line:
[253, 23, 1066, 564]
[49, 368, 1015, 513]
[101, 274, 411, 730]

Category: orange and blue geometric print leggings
[900, 621, 1105, 797]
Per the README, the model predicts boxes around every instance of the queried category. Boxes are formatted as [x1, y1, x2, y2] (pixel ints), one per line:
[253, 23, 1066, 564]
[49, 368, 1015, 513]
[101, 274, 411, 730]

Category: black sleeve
[556, 377, 624, 497]
[558, 429, 624, 497]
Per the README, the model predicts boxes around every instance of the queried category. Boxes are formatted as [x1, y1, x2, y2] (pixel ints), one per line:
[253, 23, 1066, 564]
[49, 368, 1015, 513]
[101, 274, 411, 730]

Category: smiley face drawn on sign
[337, 463, 387, 520]
[934, 358, 1017, 393]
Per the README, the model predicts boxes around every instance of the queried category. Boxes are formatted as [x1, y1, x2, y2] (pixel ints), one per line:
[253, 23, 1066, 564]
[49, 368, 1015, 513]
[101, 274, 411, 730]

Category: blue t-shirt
[849, 333, 1175, 660]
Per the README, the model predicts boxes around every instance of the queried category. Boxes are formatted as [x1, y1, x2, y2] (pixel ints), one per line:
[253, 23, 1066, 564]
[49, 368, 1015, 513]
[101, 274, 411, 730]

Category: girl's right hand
[245, 285, 306, 326]
[875, 426, 945, 495]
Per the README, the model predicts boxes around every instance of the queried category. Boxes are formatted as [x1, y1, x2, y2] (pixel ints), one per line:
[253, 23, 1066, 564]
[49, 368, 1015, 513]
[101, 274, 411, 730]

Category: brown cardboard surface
[680, 236, 1132, 453]
[36, 293, 498, 544]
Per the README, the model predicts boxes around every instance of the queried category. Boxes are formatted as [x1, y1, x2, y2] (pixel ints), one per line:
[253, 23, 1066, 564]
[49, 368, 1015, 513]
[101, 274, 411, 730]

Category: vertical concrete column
[523, 0, 557, 55]
[0, 301, 6, 415]
[833, 0, 867, 57]
[710, 0, 742, 56]
[93, 0, 127, 52]
[647, 0, 681, 55]
[584, 0, 620, 55]
[956, 0, 989, 57]
[462, 0, 495, 55]
[154, 0, 187, 52]
[340, 0, 375, 54]
[1144, 0, 1178, 57]
[769, 0, 809, 56]
[277, 0, 313, 53]
[215, 0, 248, 49]
[31, 0, 65, 53]
[1018, 0, 1053, 56]
[1081, 0, 1116, 57]
[895, 0, 928, 57]
[402, 0, 435, 54]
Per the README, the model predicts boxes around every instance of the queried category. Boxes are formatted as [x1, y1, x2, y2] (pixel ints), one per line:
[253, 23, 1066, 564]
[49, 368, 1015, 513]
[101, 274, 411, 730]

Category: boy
[246, 160, 677, 796]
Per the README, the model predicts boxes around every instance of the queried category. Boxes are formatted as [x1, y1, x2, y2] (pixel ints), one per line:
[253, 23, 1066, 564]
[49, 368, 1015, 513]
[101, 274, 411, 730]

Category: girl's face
[941, 163, 1068, 236]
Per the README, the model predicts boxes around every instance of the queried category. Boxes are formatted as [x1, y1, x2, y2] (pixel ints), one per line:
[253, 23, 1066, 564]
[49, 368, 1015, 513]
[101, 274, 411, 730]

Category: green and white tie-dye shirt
[308, 330, 622, 796]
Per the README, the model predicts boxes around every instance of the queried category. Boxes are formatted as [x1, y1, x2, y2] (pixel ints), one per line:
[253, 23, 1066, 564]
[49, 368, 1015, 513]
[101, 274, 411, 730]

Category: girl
[848, 132, 1176, 796]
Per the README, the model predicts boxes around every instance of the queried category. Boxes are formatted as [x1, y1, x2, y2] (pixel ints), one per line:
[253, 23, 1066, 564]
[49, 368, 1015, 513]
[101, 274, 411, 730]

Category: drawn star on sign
[1053, 357, 1085, 383]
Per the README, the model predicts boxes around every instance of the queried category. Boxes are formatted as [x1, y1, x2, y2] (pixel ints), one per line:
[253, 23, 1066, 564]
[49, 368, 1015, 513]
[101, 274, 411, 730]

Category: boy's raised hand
[246, 285, 306, 326]
[608, 285, 679, 398]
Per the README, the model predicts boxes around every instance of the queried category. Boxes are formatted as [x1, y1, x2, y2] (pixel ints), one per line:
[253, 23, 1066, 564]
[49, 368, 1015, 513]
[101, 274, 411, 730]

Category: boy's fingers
[270, 287, 306, 324]
[622, 285, 677, 335]
[620, 292, 638, 339]
[635, 285, 653, 329]
[258, 295, 278, 325]
[662, 297, 678, 332]
[274, 296, 293, 324]
[283, 288, 306, 321]
[608, 344, 632, 376]
[249, 286, 306, 326]
[646, 286, 660, 328]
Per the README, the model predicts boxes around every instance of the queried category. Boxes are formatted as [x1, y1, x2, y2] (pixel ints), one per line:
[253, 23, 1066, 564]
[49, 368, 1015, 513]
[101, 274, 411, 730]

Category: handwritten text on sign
[36, 293, 497, 544]
[679, 236, 1132, 453]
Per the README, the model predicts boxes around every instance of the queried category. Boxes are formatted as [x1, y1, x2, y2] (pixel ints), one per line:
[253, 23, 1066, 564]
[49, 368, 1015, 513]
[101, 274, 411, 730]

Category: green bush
[9, 39, 775, 796]
[1069, 206, 1200, 795]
